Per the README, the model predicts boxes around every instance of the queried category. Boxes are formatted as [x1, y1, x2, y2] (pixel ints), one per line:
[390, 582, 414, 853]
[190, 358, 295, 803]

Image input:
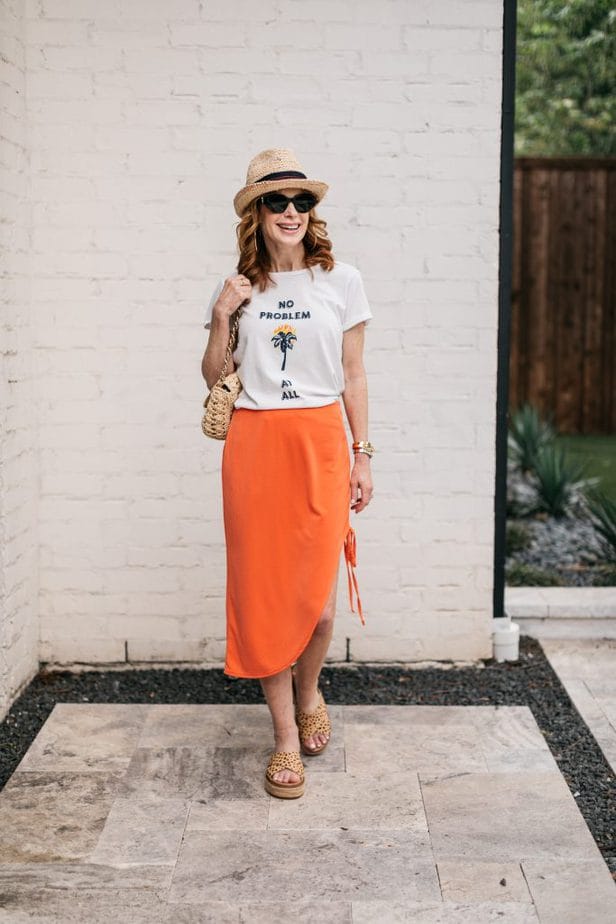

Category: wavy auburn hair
[235, 197, 335, 293]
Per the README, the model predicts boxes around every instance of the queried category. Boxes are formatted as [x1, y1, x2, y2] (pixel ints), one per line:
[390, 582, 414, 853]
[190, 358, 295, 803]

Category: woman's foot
[264, 748, 305, 799]
[294, 685, 331, 753]
[270, 730, 303, 784]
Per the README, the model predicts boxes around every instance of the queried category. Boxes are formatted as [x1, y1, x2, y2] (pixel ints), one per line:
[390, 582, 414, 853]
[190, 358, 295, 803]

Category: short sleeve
[203, 277, 225, 329]
[343, 269, 373, 331]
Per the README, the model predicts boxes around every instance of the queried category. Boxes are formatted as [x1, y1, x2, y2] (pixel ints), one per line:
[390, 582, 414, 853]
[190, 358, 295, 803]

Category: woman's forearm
[202, 313, 236, 390]
[341, 370, 369, 443]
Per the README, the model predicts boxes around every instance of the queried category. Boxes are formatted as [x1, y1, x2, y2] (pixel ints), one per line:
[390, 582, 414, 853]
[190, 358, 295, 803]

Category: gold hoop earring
[254, 230, 258, 250]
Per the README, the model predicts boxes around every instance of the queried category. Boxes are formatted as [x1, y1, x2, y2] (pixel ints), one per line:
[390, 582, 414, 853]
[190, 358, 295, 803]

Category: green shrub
[583, 486, 616, 564]
[506, 520, 533, 554]
[592, 565, 616, 587]
[506, 562, 563, 586]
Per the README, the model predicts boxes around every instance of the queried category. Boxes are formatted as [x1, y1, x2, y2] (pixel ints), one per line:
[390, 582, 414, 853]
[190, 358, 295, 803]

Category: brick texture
[0, 1, 503, 707]
[0, 0, 40, 718]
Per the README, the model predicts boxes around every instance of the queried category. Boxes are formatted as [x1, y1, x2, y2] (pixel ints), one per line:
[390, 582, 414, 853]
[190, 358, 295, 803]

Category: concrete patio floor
[0, 644, 615, 922]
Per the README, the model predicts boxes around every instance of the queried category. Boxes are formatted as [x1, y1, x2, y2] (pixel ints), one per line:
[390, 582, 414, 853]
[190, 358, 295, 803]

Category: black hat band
[256, 170, 307, 183]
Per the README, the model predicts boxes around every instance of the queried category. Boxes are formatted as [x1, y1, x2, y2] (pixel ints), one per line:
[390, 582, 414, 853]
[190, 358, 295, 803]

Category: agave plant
[583, 487, 616, 564]
[508, 403, 555, 474]
[527, 442, 596, 518]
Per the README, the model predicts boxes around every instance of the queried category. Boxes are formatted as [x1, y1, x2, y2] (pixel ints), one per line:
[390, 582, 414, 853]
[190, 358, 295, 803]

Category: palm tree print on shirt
[271, 324, 297, 371]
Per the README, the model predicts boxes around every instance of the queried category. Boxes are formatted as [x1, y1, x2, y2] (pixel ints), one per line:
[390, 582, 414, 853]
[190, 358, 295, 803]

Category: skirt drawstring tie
[343, 525, 365, 626]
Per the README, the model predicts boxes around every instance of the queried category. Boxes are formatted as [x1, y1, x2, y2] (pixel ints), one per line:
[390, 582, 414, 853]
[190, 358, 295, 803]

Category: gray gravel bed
[507, 467, 615, 586]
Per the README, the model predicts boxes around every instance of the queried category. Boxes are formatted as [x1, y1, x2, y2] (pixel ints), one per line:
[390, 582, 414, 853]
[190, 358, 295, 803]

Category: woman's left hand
[350, 455, 373, 513]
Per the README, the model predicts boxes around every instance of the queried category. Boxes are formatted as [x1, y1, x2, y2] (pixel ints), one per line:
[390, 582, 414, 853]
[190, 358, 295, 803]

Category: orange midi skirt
[221, 400, 364, 679]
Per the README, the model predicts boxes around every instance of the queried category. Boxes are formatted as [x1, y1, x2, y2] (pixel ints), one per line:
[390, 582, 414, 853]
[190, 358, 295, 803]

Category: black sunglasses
[259, 192, 317, 213]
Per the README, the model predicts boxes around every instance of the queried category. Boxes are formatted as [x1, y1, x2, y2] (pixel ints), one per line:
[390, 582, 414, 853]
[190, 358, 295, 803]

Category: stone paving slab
[539, 638, 616, 681]
[421, 771, 602, 861]
[540, 638, 616, 777]
[0, 702, 614, 922]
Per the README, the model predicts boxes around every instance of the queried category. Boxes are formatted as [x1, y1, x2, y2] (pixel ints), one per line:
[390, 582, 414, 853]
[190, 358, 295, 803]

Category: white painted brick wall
[0, 0, 40, 718]
[3, 0, 503, 692]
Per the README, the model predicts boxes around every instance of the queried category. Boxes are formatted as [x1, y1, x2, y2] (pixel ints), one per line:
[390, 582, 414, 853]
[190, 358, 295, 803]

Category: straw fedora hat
[233, 148, 329, 217]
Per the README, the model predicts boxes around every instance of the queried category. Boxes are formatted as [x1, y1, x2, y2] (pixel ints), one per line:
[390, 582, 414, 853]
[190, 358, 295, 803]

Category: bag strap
[216, 308, 242, 385]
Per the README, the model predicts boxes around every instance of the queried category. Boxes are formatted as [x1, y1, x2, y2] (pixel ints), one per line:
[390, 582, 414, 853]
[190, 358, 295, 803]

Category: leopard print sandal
[264, 750, 305, 799]
[294, 686, 332, 757]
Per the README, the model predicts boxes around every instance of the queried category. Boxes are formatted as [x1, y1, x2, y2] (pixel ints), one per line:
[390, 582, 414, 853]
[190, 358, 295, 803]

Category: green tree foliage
[515, 0, 616, 154]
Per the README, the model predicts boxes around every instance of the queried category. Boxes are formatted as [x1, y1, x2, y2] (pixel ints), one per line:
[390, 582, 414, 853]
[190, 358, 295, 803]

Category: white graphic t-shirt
[203, 261, 373, 410]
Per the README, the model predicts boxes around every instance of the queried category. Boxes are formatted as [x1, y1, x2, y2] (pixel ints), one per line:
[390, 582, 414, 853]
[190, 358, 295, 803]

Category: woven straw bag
[201, 309, 243, 439]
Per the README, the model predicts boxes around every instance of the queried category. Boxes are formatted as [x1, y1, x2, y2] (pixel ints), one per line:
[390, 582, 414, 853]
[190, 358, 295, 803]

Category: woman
[201, 148, 375, 799]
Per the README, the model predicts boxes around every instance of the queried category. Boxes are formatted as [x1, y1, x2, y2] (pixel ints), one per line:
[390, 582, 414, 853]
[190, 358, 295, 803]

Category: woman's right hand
[203, 274, 250, 387]
[212, 274, 252, 321]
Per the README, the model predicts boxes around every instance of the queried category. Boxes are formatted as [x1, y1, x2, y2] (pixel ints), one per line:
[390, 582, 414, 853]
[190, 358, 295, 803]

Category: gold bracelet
[352, 440, 375, 458]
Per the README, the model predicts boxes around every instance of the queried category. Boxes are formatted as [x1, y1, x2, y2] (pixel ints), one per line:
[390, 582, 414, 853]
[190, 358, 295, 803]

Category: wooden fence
[510, 157, 616, 435]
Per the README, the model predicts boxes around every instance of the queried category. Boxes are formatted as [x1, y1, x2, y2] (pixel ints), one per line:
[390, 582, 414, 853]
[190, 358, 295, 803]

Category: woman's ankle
[295, 685, 321, 713]
[274, 734, 300, 752]
[273, 720, 300, 748]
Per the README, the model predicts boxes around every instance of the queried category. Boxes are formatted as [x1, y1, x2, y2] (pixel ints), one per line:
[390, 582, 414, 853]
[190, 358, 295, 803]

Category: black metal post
[493, 0, 517, 619]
